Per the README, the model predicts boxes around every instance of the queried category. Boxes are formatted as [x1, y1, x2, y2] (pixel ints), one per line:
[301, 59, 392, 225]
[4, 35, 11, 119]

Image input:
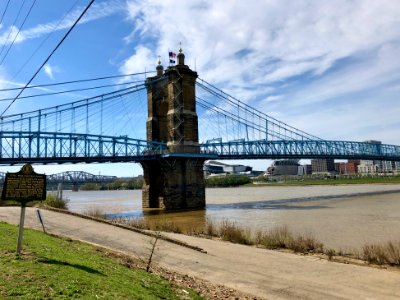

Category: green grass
[0, 222, 203, 299]
[206, 175, 251, 187]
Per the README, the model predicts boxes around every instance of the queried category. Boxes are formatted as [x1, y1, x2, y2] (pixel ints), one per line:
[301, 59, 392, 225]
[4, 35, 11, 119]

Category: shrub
[43, 193, 69, 210]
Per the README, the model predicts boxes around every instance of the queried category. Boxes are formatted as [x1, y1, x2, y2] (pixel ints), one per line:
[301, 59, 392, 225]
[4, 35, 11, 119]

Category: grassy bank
[253, 176, 400, 186]
[0, 222, 202, 299]
[206, 175, 251, 187]
[0, 192, 69, 209]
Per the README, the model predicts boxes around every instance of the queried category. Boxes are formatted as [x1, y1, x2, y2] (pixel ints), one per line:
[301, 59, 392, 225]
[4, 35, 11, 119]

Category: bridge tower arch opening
[140, 48, 205, 210]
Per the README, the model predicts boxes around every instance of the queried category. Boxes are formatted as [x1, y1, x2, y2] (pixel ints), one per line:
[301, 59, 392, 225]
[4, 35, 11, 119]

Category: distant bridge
[46, 171, 116, 184]
[0, 170, 116, 190]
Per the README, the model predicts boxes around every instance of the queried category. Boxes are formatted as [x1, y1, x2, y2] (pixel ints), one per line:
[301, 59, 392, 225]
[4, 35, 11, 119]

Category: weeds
[120, 218, 182, 234]
[205, 219, 217, 237]
[255, 226, 323, 253]
[83, 206, 105, 219]
[288, 233, 324, 253]
[325, 248, 336, 260]
[219, 220, 253, 245]
[362, 241, 400, 265]
[386, 242, 400, 265]
[111, 216, 400, 267]
[256, 226, 291, 249]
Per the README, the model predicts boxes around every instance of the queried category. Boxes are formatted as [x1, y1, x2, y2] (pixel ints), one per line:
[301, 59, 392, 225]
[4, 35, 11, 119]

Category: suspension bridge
[1, 49, 399, 208]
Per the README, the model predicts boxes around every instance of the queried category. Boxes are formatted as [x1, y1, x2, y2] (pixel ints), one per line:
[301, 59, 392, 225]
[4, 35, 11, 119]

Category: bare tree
[146, 232, 161, 272]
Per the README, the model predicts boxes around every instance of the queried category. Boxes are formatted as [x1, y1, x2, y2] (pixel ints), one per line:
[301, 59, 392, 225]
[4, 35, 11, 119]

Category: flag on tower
[169, 51, 176, 65]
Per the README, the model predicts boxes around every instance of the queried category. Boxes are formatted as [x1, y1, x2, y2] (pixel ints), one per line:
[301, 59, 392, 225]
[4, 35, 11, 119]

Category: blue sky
[0, 0, 399, 176]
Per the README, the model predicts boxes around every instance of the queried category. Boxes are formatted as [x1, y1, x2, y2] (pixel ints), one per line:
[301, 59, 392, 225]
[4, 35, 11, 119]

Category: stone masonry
[140, 50, 205, 209]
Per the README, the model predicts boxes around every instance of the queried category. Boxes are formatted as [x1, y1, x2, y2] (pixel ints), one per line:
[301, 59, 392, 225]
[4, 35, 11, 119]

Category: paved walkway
[1, 207, 399, 299]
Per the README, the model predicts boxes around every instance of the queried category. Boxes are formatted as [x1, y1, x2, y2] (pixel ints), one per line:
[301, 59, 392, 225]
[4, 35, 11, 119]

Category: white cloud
[0, 0, 125, 46]
[120, 0, 400, 145]
[119, 45, 155, 78]
[122, 0, 400, 84]
[264, 95, 283, 103]
[43, 64, 54, 80]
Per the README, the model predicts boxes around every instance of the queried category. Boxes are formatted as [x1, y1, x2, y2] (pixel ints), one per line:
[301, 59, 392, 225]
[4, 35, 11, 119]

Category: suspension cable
[0, 0, 96, 117]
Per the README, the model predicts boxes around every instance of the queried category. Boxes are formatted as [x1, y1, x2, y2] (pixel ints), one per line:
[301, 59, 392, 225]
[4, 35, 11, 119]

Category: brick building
[311, 159, 335, 174]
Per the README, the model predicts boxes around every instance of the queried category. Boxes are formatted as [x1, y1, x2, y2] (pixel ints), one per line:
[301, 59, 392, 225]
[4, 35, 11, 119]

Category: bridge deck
[0, 131, 399, 164]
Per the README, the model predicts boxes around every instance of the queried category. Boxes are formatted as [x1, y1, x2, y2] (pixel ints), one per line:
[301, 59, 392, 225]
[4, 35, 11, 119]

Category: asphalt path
[1, 207, 399, 299]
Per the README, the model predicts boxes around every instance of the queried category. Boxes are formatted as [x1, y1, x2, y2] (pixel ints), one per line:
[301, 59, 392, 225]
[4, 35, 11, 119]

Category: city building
[358, 140, 397, 174]
[266, 159, 301, 176]
[204, 161, 252, 175]
[335, 161, 359, 174]
[357, 160, 379, 174]
[303, 164, 313, 175]
[311, 159, 335, 174]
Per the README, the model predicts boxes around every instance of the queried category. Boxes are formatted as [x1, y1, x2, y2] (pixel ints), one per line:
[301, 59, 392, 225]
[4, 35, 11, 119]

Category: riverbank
[0, 223, 203, 299]
[251, 175, 400, 186]
[58, 184, 400, 251]
[1, 206, 399, 299]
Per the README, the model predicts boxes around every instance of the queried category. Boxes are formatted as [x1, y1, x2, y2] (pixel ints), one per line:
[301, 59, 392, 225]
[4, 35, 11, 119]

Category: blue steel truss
[0, 131, 399, 164]
[0, 131, 166, 165]
[0, 75, 399, 165]
[200, 140, 400, 161]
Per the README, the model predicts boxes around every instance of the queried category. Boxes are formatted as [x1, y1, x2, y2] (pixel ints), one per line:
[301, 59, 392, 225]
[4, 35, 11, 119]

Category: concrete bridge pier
[71, 183, 79, 192]
[141, 158, 205, 209]
[141, 48, 205, 210]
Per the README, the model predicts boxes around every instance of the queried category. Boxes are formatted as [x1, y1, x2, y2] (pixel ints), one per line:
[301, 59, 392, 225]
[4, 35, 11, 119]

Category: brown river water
[64, 184, 400, 251]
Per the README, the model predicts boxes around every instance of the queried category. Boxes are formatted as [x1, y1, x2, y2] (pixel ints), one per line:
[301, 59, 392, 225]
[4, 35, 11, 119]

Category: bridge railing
[0, 131, 166, 164]
[1, 131, 399, 164]
[200, 140, 400, 161]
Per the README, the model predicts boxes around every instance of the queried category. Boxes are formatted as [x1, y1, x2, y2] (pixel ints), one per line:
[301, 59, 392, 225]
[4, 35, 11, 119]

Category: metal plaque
[1, 164, 46, 202]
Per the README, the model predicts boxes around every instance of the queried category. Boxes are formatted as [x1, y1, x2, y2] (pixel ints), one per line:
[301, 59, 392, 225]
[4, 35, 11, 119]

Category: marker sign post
[1, 164, 46, 254]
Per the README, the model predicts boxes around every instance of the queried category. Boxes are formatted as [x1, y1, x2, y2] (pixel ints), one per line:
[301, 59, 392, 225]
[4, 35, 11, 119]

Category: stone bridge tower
[140, 48, 205, 209]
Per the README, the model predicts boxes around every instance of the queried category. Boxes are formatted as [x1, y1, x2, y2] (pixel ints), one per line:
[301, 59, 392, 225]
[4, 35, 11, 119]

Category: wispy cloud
[120, 0, 400, 144]
[0, 0, 125, 46]
[43, 64, 54, 80]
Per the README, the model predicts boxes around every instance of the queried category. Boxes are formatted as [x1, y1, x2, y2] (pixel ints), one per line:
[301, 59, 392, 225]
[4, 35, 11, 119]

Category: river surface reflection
[64, 184, 400, 250]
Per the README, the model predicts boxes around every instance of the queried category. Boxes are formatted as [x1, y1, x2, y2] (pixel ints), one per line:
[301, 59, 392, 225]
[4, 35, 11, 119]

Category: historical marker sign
[1, 164, 46, 202]
[1, 164, 46, 254]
